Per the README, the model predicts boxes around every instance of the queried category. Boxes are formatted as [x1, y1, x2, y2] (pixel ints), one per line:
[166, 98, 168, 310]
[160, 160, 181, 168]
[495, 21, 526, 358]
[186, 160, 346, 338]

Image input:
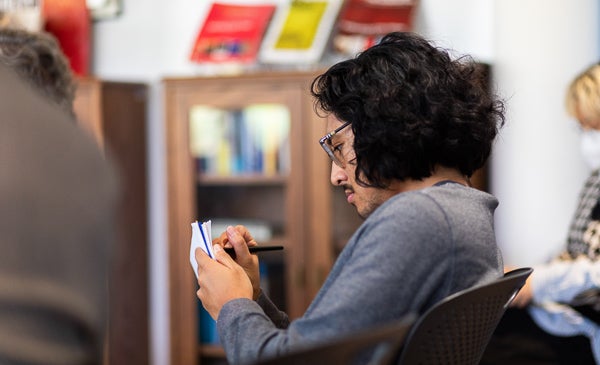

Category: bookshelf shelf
[199, 344, 226, 358]
[197, 174, 287, 186]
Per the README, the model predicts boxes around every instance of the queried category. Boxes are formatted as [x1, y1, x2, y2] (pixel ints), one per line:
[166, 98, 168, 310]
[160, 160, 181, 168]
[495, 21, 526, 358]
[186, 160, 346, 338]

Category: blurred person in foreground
[0, 29, 118, 365]
[193, 31, 506, 365]
[482, 64, 600, 365]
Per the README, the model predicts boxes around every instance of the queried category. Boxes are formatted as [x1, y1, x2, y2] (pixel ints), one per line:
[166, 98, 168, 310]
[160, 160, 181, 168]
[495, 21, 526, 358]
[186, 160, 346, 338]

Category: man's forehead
[326, 115, 352, 135]
[326, 114, 345, 129]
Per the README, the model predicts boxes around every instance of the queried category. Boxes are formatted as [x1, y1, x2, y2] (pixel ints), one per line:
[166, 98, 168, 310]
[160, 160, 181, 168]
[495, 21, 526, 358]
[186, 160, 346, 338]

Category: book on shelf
[189, 104, 291, 177]
[198, 302, 219, 344]
[189, 2, 277, 64]
[259, 0, 343, 64]
[333, 0, 418, 56]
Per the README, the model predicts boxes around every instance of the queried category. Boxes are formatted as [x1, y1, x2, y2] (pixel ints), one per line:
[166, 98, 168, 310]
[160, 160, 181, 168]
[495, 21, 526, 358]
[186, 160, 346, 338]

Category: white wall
[416, 0, 494, 62]
[90, 1, 599, 364]
[492, 0, 599, 265]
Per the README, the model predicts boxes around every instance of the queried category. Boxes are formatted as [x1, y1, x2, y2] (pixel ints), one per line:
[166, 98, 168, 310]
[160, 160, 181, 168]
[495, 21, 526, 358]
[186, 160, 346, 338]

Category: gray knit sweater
[217, 182, 503, 364]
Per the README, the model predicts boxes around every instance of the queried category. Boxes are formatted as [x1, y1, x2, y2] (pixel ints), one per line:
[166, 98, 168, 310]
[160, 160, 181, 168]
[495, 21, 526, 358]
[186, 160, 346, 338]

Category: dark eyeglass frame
[319, 121, 351, 167]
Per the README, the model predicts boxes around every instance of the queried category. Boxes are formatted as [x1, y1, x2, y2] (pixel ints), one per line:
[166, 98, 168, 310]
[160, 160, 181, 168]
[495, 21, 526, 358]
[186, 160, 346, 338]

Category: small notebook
[190, 220, 216, 278]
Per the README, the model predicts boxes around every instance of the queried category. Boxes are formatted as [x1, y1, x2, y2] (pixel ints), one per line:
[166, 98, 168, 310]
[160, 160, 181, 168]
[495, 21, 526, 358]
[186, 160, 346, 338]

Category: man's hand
[213, 225, 261, 300]
[196, 244, 253, 319]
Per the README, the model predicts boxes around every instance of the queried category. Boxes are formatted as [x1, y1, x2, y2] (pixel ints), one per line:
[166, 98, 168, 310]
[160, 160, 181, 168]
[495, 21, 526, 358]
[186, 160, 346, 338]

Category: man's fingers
[227, 226, 244, 246]
[226, 226, 253, 258]
[213, 244, 237, 269]
[235, 225, 258, 247]
[197, 244, 237, 269]
[213, 231, 231, 247]
[195, 247, 212, 269]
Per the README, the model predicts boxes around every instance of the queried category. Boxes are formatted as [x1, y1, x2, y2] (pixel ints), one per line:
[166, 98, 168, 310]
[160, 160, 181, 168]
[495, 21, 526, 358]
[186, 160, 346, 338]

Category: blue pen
[198, 222, 213, 259]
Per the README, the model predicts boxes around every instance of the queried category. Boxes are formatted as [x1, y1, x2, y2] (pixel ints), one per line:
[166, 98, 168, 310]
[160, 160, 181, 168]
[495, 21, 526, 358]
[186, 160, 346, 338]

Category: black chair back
[396, 268, 533, 365]
[251, 268, 532, 365]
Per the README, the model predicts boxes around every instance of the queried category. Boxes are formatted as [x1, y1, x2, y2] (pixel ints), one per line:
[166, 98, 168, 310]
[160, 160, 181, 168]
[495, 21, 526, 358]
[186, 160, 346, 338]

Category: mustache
[340, 184, 353, 192]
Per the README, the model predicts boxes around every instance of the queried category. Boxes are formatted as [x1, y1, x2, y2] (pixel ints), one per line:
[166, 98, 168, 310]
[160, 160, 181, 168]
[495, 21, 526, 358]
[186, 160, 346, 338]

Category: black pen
[224, 245, 284, 255]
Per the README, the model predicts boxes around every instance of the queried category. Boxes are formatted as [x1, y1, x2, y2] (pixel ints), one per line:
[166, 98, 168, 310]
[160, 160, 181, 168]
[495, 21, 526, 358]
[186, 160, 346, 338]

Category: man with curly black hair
[193, 32, 506, 365]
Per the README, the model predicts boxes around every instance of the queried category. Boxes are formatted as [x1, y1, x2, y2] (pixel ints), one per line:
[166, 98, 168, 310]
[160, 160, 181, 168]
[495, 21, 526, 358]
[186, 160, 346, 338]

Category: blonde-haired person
[482, 64, 600, 365]
[568, 64, 600, 172]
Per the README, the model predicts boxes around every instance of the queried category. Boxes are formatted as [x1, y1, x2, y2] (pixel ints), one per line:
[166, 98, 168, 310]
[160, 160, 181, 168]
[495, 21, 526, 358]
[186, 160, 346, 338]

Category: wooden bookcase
[164, 71, 355, 365]
[73, 78, 149, 365]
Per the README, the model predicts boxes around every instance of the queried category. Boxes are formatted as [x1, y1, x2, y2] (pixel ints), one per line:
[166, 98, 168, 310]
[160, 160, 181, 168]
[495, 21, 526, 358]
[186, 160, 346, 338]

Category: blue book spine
[198, 301, 219, 344]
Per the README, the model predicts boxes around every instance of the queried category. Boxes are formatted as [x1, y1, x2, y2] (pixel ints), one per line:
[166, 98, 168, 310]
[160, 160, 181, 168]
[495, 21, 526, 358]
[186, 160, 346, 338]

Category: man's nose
[330, 162, 347, 186]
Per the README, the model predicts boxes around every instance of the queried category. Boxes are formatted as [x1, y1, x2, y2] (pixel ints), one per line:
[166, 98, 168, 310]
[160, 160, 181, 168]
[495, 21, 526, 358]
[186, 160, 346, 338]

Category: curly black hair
[0, 28, 75, 116]
[312, 32, 505, 188]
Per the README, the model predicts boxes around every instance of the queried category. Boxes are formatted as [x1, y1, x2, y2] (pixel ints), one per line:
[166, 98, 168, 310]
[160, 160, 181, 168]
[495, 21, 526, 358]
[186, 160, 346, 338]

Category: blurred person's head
[566, 63, 600, 129]
[566, 63, 600, 170]
[0, 28, 75, 116]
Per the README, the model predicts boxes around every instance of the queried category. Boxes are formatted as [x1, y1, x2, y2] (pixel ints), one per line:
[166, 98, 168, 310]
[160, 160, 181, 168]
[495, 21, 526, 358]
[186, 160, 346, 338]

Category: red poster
[333, 0, 417, 56]
[43, 0, 91, 76]
[190, 2, 276, 64]
[337, 0, 417, 35]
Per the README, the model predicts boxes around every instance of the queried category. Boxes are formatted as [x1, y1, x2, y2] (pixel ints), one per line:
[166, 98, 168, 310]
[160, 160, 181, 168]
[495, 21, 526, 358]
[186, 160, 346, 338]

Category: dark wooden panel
[74, 79, 149, 365]
[101, 82, 149, 365]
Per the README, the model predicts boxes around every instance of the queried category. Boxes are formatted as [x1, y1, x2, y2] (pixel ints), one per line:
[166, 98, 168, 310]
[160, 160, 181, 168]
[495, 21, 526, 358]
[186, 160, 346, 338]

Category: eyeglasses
[319, 121, 351, 167]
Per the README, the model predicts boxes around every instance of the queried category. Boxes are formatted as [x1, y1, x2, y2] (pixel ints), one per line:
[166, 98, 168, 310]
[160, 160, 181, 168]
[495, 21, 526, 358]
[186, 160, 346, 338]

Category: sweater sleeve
[256, 291, 289, 329]
[217, 299, 299, 365]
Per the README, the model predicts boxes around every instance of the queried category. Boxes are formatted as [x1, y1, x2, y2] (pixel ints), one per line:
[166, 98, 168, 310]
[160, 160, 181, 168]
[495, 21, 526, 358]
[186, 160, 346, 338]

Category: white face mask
[580, 129, 600, 170]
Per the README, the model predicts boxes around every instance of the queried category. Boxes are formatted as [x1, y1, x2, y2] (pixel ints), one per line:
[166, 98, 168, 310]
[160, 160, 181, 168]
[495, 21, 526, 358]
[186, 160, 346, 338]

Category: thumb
[195, 247, 211, 268]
